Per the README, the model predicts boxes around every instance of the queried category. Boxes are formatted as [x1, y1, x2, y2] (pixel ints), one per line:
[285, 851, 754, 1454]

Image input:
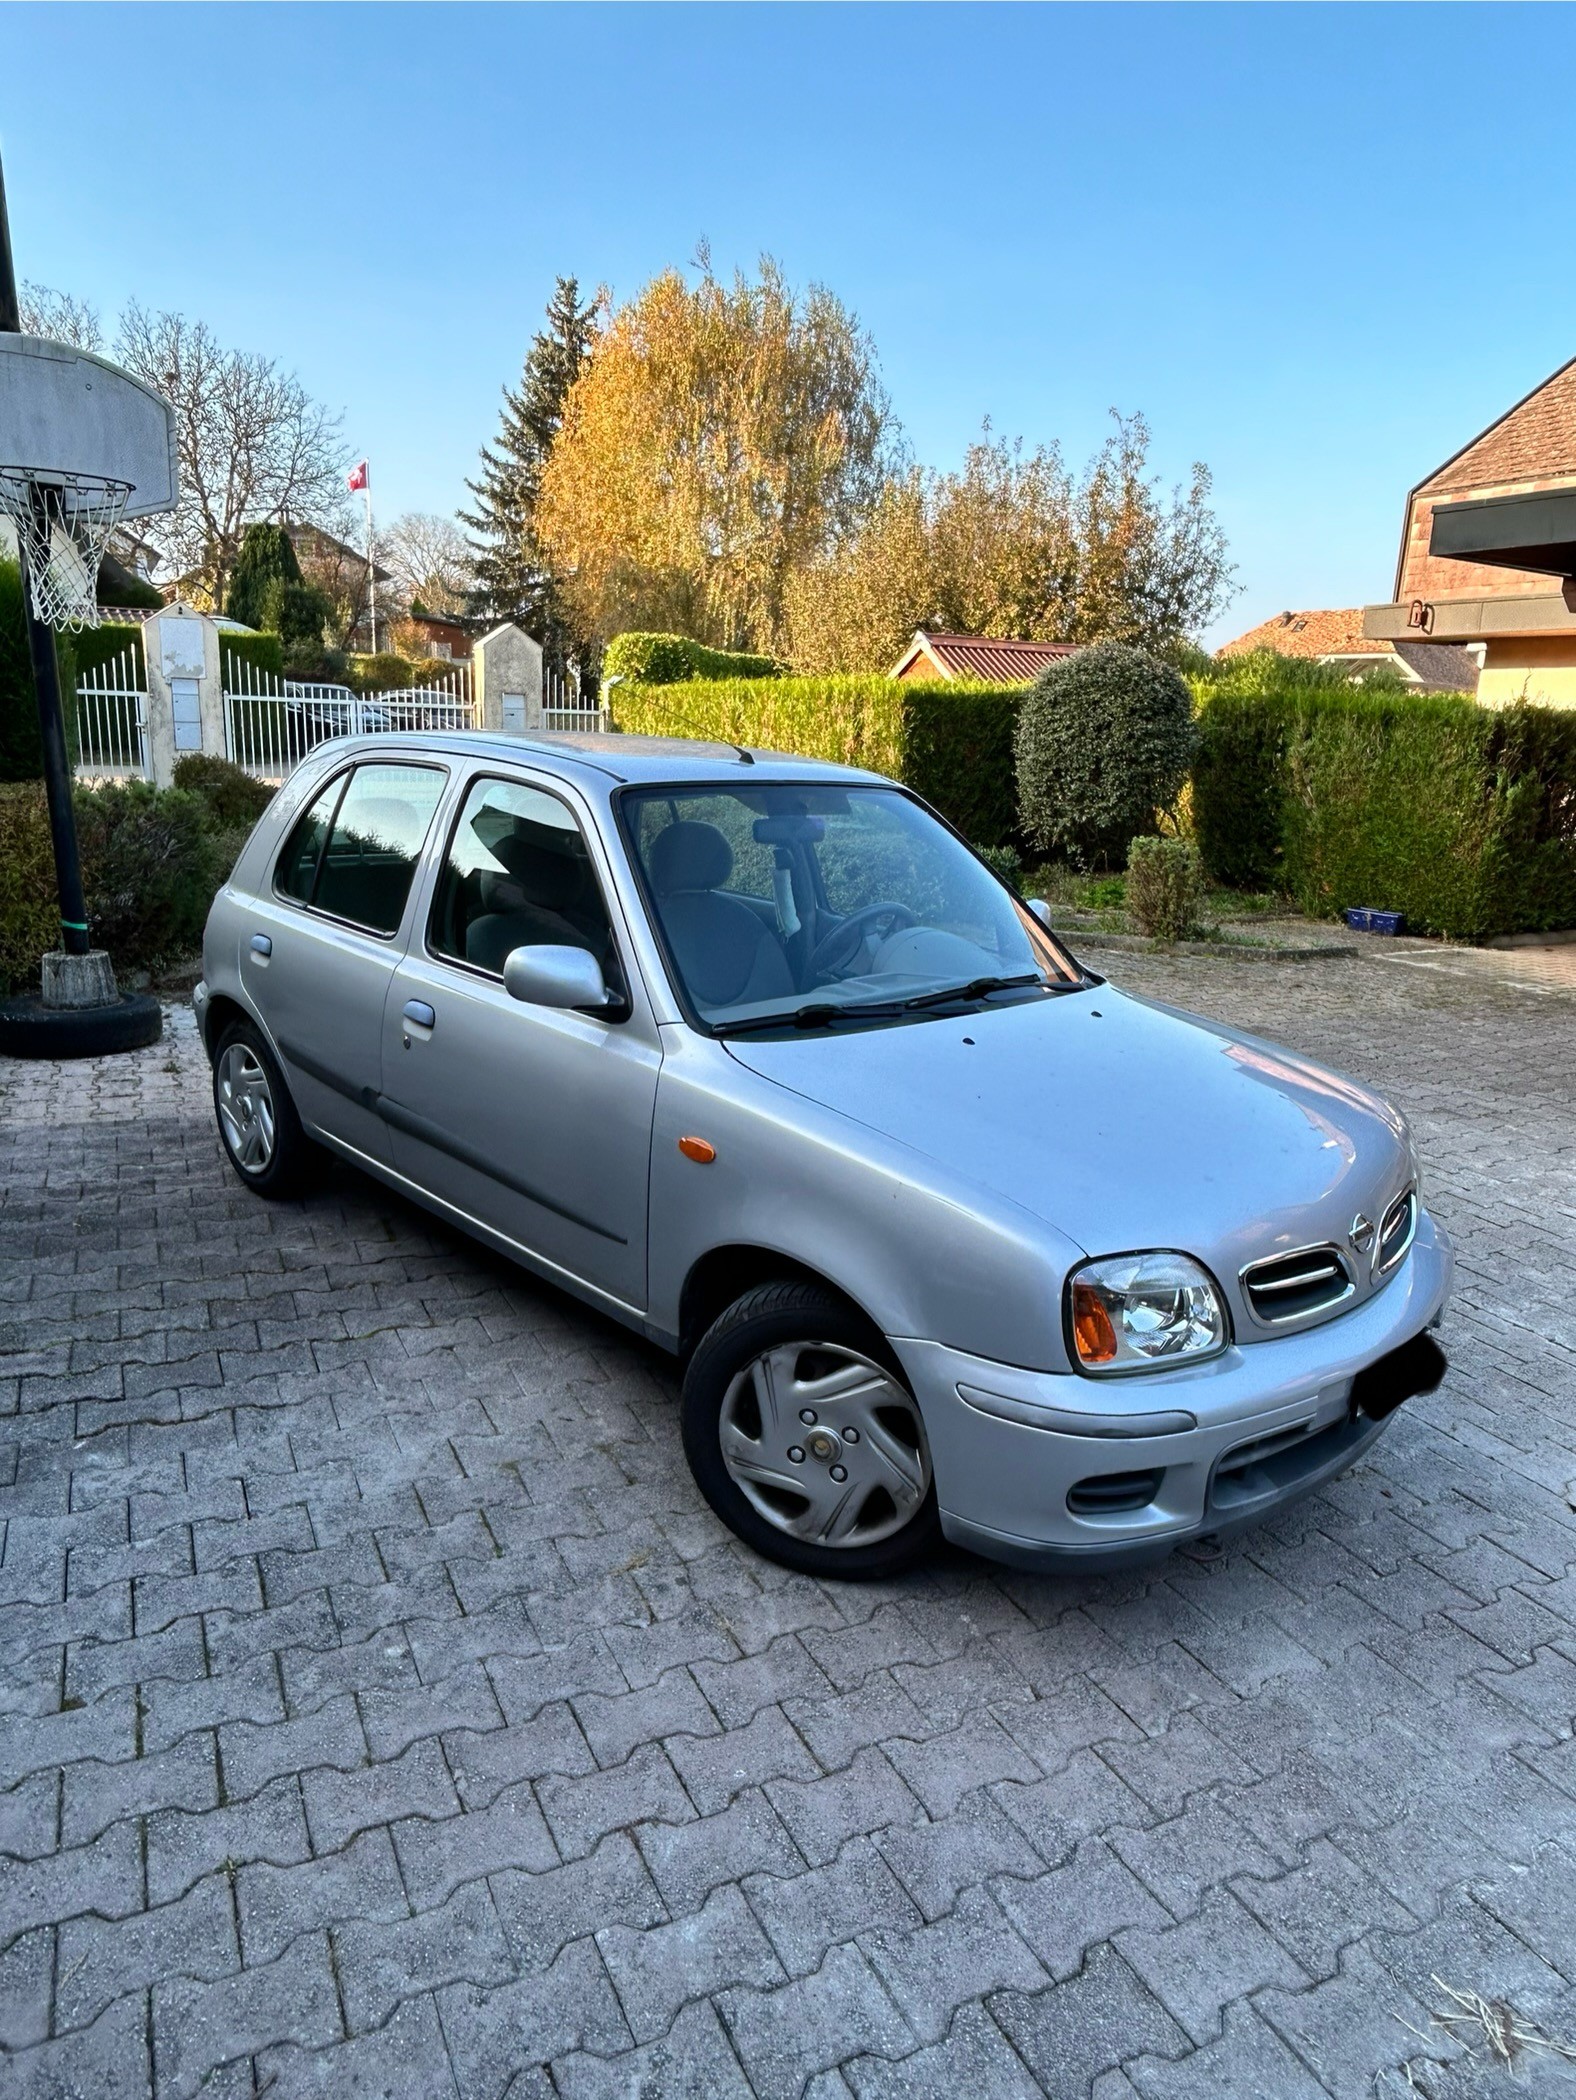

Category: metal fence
[542, 664, 607, 734]
[223, 657, 478, 780]
[73, 642, 150, 781]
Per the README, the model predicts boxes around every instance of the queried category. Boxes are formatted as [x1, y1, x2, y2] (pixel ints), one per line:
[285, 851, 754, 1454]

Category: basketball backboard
[0, 334, 178, 516]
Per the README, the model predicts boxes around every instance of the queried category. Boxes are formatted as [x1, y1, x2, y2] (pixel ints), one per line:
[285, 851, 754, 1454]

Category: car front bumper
[893, 1210, 1455, 1572]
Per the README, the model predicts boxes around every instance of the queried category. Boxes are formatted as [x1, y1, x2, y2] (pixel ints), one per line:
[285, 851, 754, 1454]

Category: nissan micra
[195, 732, 1452, 1580]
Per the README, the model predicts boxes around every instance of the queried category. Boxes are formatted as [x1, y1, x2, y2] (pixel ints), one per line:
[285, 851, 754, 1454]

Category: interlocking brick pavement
[2, 954, 1575, 2098]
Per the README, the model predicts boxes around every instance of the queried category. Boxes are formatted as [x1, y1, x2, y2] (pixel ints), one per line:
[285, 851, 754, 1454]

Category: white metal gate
[223, 658, 478, 781]
[73, 640, 150, 781]
[542, 664, 608, 733]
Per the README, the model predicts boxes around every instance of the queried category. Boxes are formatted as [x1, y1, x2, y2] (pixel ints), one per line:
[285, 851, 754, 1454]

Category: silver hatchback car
[196, 731, 1453, 1580]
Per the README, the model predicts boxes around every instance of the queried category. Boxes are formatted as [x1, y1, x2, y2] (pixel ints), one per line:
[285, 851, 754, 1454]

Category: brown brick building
[1363, 356, 1576, 707]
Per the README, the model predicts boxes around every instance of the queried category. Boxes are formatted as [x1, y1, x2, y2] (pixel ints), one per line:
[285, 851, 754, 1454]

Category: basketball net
[0, 468, 133, 632]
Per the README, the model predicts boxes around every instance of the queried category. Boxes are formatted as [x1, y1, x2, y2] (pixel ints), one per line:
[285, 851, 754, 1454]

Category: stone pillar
[474, 622, 543, 733]
[144, 603, 225, 786]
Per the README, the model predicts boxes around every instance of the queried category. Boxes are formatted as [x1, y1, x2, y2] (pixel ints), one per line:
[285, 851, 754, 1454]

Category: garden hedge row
[603, 632, 782, 686]
[1192, 687, 1576, 940]
[611, 674, 1026, 846]
[0, 776, 247, 992]
[220, 629, 286, 682]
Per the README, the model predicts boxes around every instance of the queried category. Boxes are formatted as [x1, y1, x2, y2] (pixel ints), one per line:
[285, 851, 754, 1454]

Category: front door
[245, 758, 448, 1168]
[380, 771, 660, 1315]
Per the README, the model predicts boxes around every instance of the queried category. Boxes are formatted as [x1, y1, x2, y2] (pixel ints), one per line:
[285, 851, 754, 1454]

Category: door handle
[402, 1000, 436, 1030]
[249, 934, 272, 957]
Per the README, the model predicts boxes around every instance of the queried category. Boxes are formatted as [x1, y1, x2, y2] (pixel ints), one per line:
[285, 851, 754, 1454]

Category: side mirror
[1027, 898, 1054, 929]
[503, 944, 611, 1011]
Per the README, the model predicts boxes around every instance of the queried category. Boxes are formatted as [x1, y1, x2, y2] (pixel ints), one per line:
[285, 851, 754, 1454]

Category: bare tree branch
[114, 304, 346, 606]
[18, 283, 104, 351]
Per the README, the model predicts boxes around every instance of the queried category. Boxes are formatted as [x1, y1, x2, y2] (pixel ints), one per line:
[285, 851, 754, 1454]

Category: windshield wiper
[713, 1000, 907, 1038]
[902, 973, 1046, 1012]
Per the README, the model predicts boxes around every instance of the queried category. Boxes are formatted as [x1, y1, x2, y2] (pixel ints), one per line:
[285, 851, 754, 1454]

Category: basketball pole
[0, 155, 92, 959]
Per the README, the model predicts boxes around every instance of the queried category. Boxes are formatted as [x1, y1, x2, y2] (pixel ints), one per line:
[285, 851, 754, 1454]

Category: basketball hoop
[0, 466, 132, 631]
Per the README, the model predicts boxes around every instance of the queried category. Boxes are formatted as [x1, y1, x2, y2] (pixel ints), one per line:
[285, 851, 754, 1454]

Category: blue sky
[3, 4, 1571, 645]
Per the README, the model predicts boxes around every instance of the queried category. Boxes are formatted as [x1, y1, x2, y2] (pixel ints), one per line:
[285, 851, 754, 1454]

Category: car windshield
[621, 782, 1084, 1032]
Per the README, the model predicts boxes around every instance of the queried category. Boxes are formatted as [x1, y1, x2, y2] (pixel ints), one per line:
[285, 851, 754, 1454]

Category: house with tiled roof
[890, 631, 1078, 683]
[1362, 355, 1576, 706]
[1220, 607, 1479, 691]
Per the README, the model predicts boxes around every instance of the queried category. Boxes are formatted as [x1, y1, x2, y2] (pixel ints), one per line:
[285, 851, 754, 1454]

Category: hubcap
[216, 1043, 276, 1174]
[718, 1341, 931, 1549]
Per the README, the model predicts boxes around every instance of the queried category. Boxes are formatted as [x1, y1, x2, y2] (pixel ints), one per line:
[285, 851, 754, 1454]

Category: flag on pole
[347, 460, 369, 492]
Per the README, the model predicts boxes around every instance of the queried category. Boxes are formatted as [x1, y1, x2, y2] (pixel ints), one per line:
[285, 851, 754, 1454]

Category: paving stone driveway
[2, 951, 1574, 2100]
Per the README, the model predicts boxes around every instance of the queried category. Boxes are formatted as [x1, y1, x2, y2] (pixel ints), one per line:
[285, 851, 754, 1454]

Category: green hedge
[603, 632, 782, 686]
[347, 651, 466, 694]
[1, 560, 81, 781]
[611, 673, 1027, 845]
[220, 628, 286, 682]
[1192, 688, 1576, 939]
[0, 777, 230, 992]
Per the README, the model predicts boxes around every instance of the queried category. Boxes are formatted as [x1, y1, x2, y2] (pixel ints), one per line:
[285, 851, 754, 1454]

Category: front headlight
[1068, 1252, 1228, 1373]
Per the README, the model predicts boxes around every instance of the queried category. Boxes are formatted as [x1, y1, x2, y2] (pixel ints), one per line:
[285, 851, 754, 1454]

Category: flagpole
[364, 477, 377, 655]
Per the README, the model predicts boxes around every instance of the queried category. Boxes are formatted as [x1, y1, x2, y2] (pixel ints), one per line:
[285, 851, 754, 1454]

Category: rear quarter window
[273, 762, 446, 934]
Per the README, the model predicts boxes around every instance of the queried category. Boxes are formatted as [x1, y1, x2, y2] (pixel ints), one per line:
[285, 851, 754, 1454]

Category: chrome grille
[1241, 1244, 1353, 1325]
[1375, 1188, 1417, 1277]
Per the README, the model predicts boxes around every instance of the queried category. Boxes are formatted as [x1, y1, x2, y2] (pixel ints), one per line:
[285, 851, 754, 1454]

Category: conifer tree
[462, 277, 599, 676]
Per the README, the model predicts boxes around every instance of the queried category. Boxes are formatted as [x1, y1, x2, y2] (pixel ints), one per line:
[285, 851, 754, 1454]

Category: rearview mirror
[1027, 898, 1054, 929]
[503, 944, 610, 1011]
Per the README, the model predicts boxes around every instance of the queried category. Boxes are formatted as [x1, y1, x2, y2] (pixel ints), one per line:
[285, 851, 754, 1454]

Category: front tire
[212, 1017, 311, 1198]
[682, 1281, 941, 1579]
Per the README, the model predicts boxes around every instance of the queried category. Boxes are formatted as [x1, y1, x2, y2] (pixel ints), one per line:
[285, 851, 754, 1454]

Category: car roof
[324, 729, 886, 789]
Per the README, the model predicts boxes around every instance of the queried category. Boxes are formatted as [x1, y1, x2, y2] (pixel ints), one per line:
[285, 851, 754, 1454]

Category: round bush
[1015, 642, 1197, 868]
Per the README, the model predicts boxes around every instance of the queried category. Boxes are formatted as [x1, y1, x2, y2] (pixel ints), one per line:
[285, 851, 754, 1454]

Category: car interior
[430, 790, 626, 996]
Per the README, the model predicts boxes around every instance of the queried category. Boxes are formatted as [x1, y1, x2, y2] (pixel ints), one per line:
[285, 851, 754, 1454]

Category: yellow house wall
[1478, 636, 1576, 709]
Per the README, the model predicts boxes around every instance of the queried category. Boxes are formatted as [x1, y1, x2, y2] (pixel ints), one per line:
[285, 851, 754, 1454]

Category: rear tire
[212, 1017, 312, 1198]
[682, 1281, 941, 1580]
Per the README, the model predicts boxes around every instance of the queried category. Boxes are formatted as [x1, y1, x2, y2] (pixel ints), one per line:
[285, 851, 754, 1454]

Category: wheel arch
[678, 1245, 883, 1363]
[200, 991, 251, 1062]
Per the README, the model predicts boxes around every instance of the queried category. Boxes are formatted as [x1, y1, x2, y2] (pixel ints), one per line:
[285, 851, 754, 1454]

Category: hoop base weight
[41, 949, 118, 1010]
[0, 993, 162, 1060]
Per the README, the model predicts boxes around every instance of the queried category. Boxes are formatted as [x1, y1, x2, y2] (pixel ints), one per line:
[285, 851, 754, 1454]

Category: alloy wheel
[216, 1042, 277, 1174]
[717, 1340, 931, 1548]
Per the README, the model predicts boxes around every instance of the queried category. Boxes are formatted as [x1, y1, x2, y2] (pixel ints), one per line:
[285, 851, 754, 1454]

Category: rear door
[241, 758, 448, 1167]
[380, 769, 660, 1316]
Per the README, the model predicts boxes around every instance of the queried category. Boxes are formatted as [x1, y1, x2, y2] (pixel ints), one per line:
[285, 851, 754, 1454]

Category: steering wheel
[809, 901, 917, 978]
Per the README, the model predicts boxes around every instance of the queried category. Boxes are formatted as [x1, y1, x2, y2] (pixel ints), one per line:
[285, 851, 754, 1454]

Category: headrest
[345, 798, 431, 856]
[483, 826, 582, 910]
[649, 820, 733, 895]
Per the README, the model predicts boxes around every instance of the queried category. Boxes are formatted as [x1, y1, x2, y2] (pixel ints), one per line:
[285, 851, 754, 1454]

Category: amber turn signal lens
[677, 1136, 716, 1164]
[1072, 1281, 1119, 1365]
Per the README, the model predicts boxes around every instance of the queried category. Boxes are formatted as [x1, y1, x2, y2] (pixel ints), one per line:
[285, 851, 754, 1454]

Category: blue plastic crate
[1345, 907, 1404, 936]
[1344, 908, 1371, 932]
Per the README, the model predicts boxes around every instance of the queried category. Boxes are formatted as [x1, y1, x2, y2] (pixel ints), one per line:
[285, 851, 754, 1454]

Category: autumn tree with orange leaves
[536, 256, 893, 656]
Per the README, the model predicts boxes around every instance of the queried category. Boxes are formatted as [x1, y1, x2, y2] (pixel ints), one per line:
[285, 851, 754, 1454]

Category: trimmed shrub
[69, 621, 145, 683]
[904, 683, 1024, 850]
[1191, 689, 1576, 939]
[1016, 642, 1196, 868]
[1126, 836, 1202, 941]
[172, 753, 276, 831]
[974, 843, 1023, 889]
[347, 652, 466, 694]
[220, 628, 286, 682]
[0, 782, 59, 987]
[603, 632, 782, 686]
[609, 673, 1027, 846]
[0, 559, 80, 782]
[0, 779, 222, 991]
